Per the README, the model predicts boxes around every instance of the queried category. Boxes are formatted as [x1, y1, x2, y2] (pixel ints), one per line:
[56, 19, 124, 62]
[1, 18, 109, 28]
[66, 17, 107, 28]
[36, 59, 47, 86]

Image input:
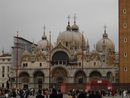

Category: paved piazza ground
[16, 95, 129, 98]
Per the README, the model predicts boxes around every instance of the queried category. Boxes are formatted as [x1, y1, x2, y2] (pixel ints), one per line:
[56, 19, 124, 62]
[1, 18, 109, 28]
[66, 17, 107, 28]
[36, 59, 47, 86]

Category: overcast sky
[0, 0, 118, 53]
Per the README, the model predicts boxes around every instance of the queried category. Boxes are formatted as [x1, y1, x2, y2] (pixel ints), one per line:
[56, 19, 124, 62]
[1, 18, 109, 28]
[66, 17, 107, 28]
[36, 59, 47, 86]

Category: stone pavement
[16, 95, 129, 98]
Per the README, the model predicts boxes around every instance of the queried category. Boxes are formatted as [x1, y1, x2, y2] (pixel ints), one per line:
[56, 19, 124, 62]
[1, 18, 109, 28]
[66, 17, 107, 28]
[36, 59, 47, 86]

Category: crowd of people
[0, 87, 129, 98]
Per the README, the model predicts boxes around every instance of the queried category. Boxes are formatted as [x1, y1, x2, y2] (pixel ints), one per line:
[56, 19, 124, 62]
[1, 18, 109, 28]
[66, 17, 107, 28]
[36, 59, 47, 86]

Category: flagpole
[82, 32, 84, 83]
[16, 31, 19, 89]
[49, 31, 51, 89]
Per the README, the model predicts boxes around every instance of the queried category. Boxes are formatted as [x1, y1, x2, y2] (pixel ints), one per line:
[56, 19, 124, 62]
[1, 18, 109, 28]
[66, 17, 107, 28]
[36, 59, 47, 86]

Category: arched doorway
[51, 67, 67, 89]
[33, 71, 44, 90]
[89, 80, 112, 90]
[107, 71, 113, 82]
[19, 72, 30, 89]
[88, 71, 112, 90]
[52, 51, 69, 65]
[74, 70, 86, 83]
[89, 71, 102, 80]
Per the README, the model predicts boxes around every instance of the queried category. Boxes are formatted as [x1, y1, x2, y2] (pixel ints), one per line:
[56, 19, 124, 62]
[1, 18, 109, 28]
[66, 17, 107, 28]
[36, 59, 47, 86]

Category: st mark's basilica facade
[11, 17, 118, 91]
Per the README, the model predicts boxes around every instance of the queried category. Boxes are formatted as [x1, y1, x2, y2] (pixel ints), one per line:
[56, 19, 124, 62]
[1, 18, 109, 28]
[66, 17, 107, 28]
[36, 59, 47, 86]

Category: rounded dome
[71, 23, 79, 31]
[37, 29, 53, 50]
[22, 50, 30, 56]
[37, 39, 49, 49]
[96, 38, 115, 52]
[57, 31, 86, 49]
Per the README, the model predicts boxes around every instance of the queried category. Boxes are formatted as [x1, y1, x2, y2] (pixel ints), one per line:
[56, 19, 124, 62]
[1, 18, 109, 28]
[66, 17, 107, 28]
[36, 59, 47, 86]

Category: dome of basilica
[96, 29, 115, 52]
[37, 27, 51, 50]
[37, 39, 49, 49]
[57, 30, 86, 49]
[22, 49, 30, 56]
[71, 23, 79, 31]
[56, 15, 88, 50]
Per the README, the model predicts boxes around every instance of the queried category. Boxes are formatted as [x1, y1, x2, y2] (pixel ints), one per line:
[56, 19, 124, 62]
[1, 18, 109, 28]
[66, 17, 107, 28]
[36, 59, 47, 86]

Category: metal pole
[49, 31, 51, 89]
[16, 31, 19, 89]
[82, 32, 84, 83]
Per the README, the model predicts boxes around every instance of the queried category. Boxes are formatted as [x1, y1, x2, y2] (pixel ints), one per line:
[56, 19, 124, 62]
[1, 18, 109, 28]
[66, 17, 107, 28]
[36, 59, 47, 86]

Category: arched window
[52, 51, 69, 65]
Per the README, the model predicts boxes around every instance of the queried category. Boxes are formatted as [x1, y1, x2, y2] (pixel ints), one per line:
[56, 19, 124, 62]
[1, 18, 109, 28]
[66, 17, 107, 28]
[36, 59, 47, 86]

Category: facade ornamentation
[11, 17, 118, 90]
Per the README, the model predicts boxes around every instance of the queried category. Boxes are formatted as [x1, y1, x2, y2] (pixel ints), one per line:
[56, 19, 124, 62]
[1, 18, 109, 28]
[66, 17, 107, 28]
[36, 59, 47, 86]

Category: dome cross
[42, 25, 47, 40]
[67, 15, 70, 23]
[74, 13, 77, 24]
[103, 25, 108, 38]
[104, 25, 107, 33]
[43, 25, 46, 36]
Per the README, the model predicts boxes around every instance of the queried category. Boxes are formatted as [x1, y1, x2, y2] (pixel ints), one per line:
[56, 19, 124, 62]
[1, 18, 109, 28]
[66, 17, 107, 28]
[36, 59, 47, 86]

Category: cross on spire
[43, 25, 46, 35]
[104, 25, 107, 33]
[42, 25, 47, 40]
[103, 25, 108, 38]
[67, 15, 70, 23]
[74, 13, 77, 24]
[16, 31, 19, 38]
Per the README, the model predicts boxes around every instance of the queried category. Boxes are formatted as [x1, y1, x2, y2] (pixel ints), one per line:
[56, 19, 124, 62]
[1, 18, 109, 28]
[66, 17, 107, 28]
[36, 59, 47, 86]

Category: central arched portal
[52, 51, 69, 65]
[51, 67, 67, 89]
[33, 71, 44, 90]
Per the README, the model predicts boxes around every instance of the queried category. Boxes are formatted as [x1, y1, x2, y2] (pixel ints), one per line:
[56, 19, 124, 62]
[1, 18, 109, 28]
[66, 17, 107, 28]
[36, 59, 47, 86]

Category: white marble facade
[11, 19, 118, 90]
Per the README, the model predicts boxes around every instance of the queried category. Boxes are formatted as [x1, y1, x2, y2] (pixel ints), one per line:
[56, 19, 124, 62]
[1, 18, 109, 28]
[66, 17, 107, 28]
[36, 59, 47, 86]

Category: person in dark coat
[57, 89, 63, 98]
[77, 90, 86, 98]
[49, 88, 58, 98]
[95, 91, 102, 98]
[89, 91, 95, 98]
[11, 89, 17, 98]
[36, 89, 44, 98]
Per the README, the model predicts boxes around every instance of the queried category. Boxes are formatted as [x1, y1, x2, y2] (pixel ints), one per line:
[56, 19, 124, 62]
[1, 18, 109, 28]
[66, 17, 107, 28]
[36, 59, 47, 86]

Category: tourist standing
[49, 88, 58, 98]
[123, 90, 128, 98]
[10, 89, 17, 98]
[57, 89, 63, 98]
[36, 89, 44, 98]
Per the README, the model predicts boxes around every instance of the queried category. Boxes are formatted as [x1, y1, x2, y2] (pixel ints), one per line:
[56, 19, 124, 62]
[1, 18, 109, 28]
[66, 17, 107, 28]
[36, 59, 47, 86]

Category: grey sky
[0, 0, 118, 53]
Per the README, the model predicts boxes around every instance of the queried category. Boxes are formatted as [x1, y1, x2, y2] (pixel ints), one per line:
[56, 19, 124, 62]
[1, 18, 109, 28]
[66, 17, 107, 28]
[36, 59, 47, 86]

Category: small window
[23, 63, 25, 67]
[8, 66, 9, 71]
[124, 37, 127, 43]
[103, 60, 105, 62]
[123, 23, 127, 29]
[124, 52, 127, 57]
[123, 9, 127, 14]
[2, 83, 4, 88]
[66, 42, 68, 47]
[26, 63, 28, 67]
[94, 62, 96, 66]
[40, 63, 42, 67]
[79, 62, 81, 66]
[23, 63, 28, 67]
[2, 66, 5, 73]
[2, 74, 4, 77]
[124, 67, 127, 71]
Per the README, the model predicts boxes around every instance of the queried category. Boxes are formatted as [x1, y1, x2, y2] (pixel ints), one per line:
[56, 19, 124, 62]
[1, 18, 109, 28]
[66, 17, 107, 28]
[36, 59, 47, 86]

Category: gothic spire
[103, 25, 108, 38]
[42, 25, 47, 40]
[66, 15, 71, 31]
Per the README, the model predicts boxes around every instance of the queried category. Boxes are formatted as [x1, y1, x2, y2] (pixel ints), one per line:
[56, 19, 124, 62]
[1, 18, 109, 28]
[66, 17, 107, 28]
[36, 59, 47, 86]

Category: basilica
[11, 17, 118, 91]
